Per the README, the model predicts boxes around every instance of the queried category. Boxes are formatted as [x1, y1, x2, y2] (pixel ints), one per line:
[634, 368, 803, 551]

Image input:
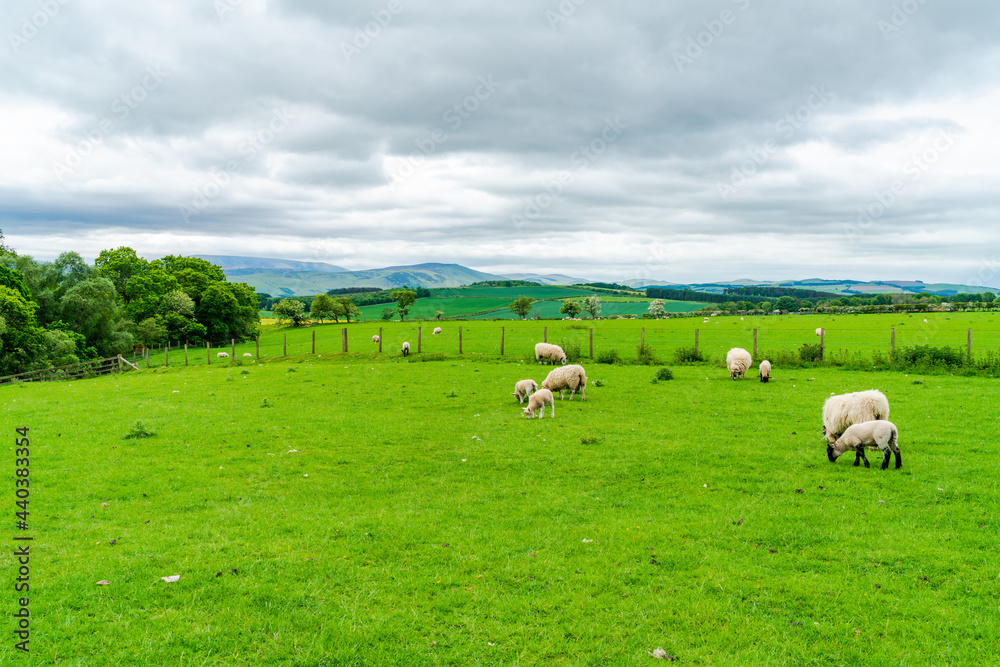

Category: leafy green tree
[775, 296, 798, 311]
[95, 247, 150, 305]
[647, 299, 665, 317]
[130, 317, 168, 348]
[0, 228, 13, 255]
[310, 294, 342, 323]
[60, 277, 135, 357]
[435, 310, 444, 320]
[123, 267, 181, 322]
[560, 299, 582, 318]
[722, 301, 737, 313]
[509, 295, 534, 320]
[0, 285, 46, 375]
[381, 307, 395, 320]
[272, 298, 307, 326]
[760, 301, 773, 313]
[337, 297, 361, 323]
[391, 289, 417, 321]
[582, 295, 602, 318]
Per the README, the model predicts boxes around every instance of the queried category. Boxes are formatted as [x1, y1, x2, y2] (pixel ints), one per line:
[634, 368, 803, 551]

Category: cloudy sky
[2, 0, 999, 286]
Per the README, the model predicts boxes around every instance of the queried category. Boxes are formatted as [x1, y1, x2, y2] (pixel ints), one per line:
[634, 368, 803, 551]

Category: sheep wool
[522, 388, 555, 419]
[759, 359, 771, 383]
[243, 353, 253, 358]
[372, 335, 380, 344]
[726, 348, 752, 380]
[541, 364, 587, 400]
[217, 352, 229, 358]
[815, 327, 823, 336]
[511, 379, 538, 404]
[829, 420, 901, 470]
[822, 389, 889, 444]
[433, 327, 442, 336]
[534, 342, 567, 365]
[402, 341, 410, 357]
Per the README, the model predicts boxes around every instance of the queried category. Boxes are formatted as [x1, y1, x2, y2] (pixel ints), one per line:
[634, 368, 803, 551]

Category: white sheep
[511, 379, 538, 404]
[522, 388, 555, 419]
[372, 335, 380, 344]
[828, 420, 901, 470]
[243, 353, 252, 358]
[534, 342, 567, 365]
[433, 327, 442, 336]
[759, 359, 771, 383]
[725, 348, 752, 380]
[217, 351, 229, 358]
[815, 327, 823, 336]
[541, 364, 587, 400]
[402, 341, 410, 357]
[821, 390, 890, 456]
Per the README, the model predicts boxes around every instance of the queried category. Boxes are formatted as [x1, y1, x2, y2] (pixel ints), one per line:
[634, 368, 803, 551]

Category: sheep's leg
[550, 401, 555, 418]
[858, 449, 870, 468]
[853, 451, 862, 467]
[568, 388, 575, 401]
[894, 449, 902, 469]
[880, 449, 891, 470]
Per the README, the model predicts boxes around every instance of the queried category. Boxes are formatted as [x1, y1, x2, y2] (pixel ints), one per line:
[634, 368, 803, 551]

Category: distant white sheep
[511, 379, 538, 404]
[541, 364, 587, 400]
[522, 388, 555, 419]
[433, 327, 442, 336]
[402, 341, 410, 357]
[822, 390, 890, 459]
[828, 420, 901, 470]
[534, 342, 567, 365]
[217, 352, 229, 358]
[815, 327, 823, 336]
[372, 335, 380, 344]
[759, 359, 771, 383]
[243, 353, 252, 358]
[725, 348, 752, 380]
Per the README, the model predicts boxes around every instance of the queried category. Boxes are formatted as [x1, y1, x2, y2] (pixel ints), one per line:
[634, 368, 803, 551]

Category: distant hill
[504, 272, 593, 286]
[631, 278, 999, 297]
[195, 255, 349, 273]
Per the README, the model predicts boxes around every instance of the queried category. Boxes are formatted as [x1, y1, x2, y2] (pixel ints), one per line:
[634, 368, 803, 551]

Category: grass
[2, 347, 999, 664]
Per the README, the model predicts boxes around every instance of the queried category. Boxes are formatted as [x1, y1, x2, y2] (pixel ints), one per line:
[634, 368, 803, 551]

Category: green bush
[893, 345, 965, 367]
[655, 366, 674, 381]
[596, 348, 621, 365]
[636, 342, 661, 366]
[124, 420, 156, 440]
[673, 346, 705, 363]
[799, 343, 823, 362]
[559, 339, 583, 363]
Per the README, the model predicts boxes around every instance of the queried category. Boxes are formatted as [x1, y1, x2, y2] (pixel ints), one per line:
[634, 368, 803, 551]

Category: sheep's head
[522, 406, 533, 419]
[821, 425, 837, 443]
[730, 369, 740, 380]
[559, 356, 567, 365]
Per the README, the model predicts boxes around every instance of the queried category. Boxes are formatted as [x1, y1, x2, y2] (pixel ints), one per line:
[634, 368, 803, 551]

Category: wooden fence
[0, 355, 140, 386]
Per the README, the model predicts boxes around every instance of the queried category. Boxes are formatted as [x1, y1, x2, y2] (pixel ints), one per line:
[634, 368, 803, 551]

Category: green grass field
[4, 313, 1000, 664]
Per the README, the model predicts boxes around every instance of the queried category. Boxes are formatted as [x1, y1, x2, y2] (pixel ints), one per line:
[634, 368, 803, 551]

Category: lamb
[759, 359, 771, 383]
[725, 347, 752, 380]
[433, 327, 442, 336]
[402, 341, 410, 357]
[541, 364, 587, 400]
[822, 389, 889, 446]
[243, 353, 253, 358]
[216, 352, 229, 358]
[522, 388, 555, 419]
[372, 335, 380, 344]
[534, 342, 567, 365]
[828, 420, 901, 470]
[511, 379, 538, 404]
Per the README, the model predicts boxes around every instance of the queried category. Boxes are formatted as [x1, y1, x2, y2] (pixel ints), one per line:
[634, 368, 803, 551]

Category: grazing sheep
[372, 335, 380, 344]
[815, 327, 823, 336]
[511, 379, 538, 404]
[243, 353, 252, 358]
[522, 388, 555, 419]
[534, 342, 567, 365]
[541, 364, 587, 400]
[828, 420, 901, 470]
[759, 359, 771, 383]
[402, 341, 410, 357]
[217, 352, 229, 358]
[433, 327, 442, 336]
[725, 348, 752, 380]
[822, 390, 890, 454]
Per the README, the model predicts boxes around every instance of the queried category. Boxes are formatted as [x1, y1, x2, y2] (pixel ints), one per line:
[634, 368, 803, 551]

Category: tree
[775, 296, 798, 312]
[435, 310, 444, 320]
[95, 247, 150, 305]
[760, 301, 773, 313]
[509, 295, 534, 320]
[560, 299, 582, 318]
[272, 298, 307, 326]
[381, 307, 395, 320]
[647, 299, 665, 317]
[390, 289, 416, 321]
[721, 301, 737, 313]
[582, 295, 602, 318]
[59, 277, 133, 357]
[0, 285, 46, 375]
[337, 297, 361, 323]
[0, 228, 13, 255]
[310, 294, 343, 323]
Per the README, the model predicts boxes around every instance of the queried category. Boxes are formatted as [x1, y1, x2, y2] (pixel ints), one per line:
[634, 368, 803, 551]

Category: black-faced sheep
[522, 388, 555, 419]
[541, 364, 587, 400]
[828, 420, 901, 470]
[511, 379, 538, 404]
[534, 342, 567, 365]
[822, 389, 890, 466]
[726, 348, 752, 380]
[759, 359, 771, 382]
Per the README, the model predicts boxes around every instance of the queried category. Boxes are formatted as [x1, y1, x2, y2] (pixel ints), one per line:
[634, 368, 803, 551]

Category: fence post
[500, 326, 505, 355]
[589, 328, 593, 360]
[694, 329, 699, 354]
[207, 341, 211, 364]
[459, 326, 463, 354]
[890, 327, 895, 357]
[165, 346, 169, 367]
[232, 338, 236, 359]
[312, 329, 316, 354]
[185, 343, 188, 367]
[544, 326, 547, 343]
[968, 328, 972, 360]
[379, 327, 383, 353]
[418, 327, 422, 354]
[819, 329, 825, 361]
[753, 328, 758, 358]
[145, 349, 149, 369]
[256, 336, 259, 360]
[342, 328, 348, 353]
[282, 333, 287, 357]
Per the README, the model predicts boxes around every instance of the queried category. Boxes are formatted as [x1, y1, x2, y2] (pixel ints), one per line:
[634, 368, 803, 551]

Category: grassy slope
[3, 317, 1000, 664]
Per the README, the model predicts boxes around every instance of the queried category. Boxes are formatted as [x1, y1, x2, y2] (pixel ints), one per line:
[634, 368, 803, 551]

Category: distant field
[430, 285, 599, 298]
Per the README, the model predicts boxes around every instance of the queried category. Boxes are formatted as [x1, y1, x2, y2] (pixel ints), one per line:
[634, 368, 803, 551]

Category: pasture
[2, 316, 1000, 664]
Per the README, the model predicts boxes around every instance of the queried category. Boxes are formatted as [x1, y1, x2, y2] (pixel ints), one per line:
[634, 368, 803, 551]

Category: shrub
[559, 339, 583, 363]
[893, 345, 965, 367]
[636, 342, 661, 366]
[596, 348, 621, 365]
[124, 420, 155, 440]
[799, 343, 823, 362]
[655, 366, 674, 381]
[673, 346, 705, 363]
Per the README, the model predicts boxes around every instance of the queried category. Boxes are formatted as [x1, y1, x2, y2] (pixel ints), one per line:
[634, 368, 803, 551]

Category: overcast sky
[2, 0, 999, 286]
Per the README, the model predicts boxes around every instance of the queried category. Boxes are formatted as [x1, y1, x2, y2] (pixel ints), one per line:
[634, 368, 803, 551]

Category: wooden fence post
[207, 341, 211, 364]
[544, 326, 547, 343]
[968, 328, 972, 360]
[418, 327, 422, 353]
[342, 328, 348, 353]
[589, 328, 593, 360]
[283, 333, 287, 357]
[165, 346, 169, 367]
[312, 329, 315, 354]
[379, 327, 383, 353]
[753, 328, 758, 358]
[500, 326, 505, 355]
[145, 349, 149, 369]
[184, 343, 188, 367]
[459, 326, 463, 354]
[694, 329, 699, 354]
[232, 338, 236, 359]
[890, 327, 895, 357]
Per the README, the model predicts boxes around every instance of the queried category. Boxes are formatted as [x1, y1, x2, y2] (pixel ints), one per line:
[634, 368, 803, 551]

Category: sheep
[759, 359, 771, 383]
[402, 341, 410, 357]
[522, 388, 555, 419]
[372, 335, 380, 344]
[243, 353, 252, 358]
[534, 342, 567, 365]
[433, 327, 442, 336]
[541, 364, 587, 400]
[815, 327, 823, 336]
[217, 352, 229, 358]
[821, 390, 890, 461]
[725, 348, 752, 380]
[828, 420, 901, 470]
[511, 379, 538, 404]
